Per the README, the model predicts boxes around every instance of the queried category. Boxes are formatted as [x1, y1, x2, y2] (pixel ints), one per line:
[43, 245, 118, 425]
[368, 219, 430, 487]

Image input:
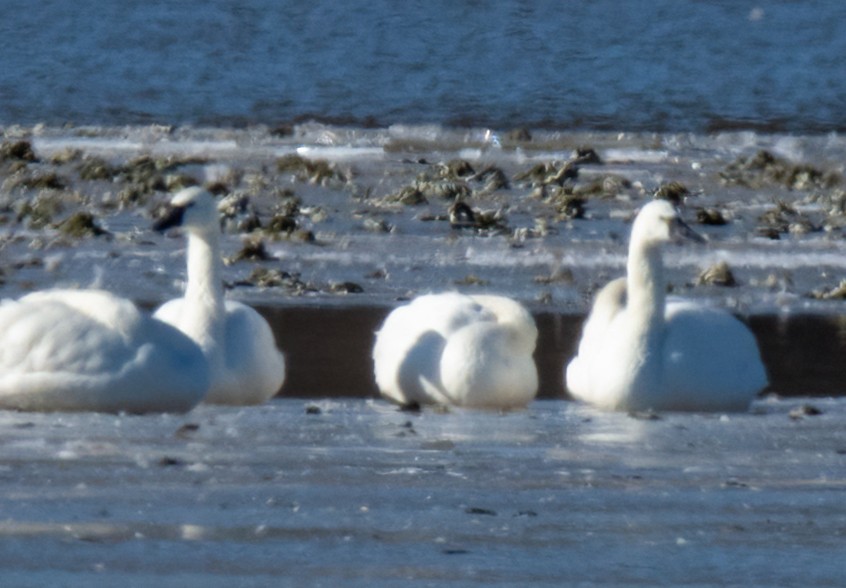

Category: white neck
[612, 237, 668, 402]
[626, 241, 665, 331]
[181, 228, 226, 360]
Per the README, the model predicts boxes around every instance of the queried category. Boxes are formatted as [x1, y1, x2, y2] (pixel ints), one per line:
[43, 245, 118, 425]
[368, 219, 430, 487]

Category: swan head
[630, 200, 704, 250]
[467, 294, 538, 353]
[153, 187, 219, 235]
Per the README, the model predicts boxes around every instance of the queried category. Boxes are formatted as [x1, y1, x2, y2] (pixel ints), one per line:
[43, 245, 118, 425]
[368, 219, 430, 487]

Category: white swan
[566, 200, 768, 412]
[153, 187, 285, 405]
[0, 289, 209, 413]
[373, 292, 538, 409]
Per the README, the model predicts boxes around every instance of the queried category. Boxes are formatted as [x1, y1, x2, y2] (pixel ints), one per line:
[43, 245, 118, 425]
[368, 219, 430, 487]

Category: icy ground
[0, 398, 843, 587]
[1, 125, 846, 585]
[1, 124, 846, 314]
[5, 124, 846, 397]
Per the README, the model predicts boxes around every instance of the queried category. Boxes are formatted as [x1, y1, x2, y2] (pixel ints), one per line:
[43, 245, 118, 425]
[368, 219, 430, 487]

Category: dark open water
[268, 306, 846, 399]
[1, 0, 845, 132]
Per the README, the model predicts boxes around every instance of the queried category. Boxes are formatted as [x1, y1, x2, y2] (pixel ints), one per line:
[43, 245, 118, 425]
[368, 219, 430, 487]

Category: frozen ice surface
[0, 397, 843, 586]
[1, 124, 844, 314]
[3, 125, 846, 584]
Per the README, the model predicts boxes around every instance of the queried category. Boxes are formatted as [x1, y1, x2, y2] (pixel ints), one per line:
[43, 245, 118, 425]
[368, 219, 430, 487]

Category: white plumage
[153, 187, 285, 405]
[0, 289, 209, 413]
[566, 200, 768, 412]
[373, 292, 538, 409]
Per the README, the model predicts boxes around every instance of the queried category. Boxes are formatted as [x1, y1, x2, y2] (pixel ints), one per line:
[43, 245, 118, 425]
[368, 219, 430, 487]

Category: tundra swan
[0, 289, 208, 413]
[153, 187, 285, 405]
[373, 292, 538, 409]
[566, 200, 767, 412]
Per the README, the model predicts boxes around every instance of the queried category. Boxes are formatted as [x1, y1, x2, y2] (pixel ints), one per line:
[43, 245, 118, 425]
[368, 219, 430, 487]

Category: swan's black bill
[672, 217, 707, 244]
[152, 205, 186, 233]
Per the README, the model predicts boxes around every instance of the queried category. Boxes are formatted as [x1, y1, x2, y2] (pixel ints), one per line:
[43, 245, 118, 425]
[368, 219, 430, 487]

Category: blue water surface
[0, 0, 844, 131]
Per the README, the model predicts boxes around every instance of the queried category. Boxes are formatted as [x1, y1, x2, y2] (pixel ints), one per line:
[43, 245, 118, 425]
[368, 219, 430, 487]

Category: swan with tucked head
[153, 187, 285, 405]
[373, 292, 538, 409]
[566, 199, 767, 412]
[0, 288, 209, 413]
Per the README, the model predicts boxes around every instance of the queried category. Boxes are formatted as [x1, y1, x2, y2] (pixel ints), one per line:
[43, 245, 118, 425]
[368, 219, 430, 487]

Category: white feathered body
[0, 289, 209, 413]
[154, 298, 284, 405]
[373, 293, 538, 409]
[566, 283, 768, 411]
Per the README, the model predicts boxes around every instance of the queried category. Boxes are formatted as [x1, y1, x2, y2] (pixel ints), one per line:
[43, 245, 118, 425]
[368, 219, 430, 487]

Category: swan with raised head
[566, 200, 767, 412]
[373, 292, 538, 409]
[153, 187, 285, 405]
[0, 289, 209, 413]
